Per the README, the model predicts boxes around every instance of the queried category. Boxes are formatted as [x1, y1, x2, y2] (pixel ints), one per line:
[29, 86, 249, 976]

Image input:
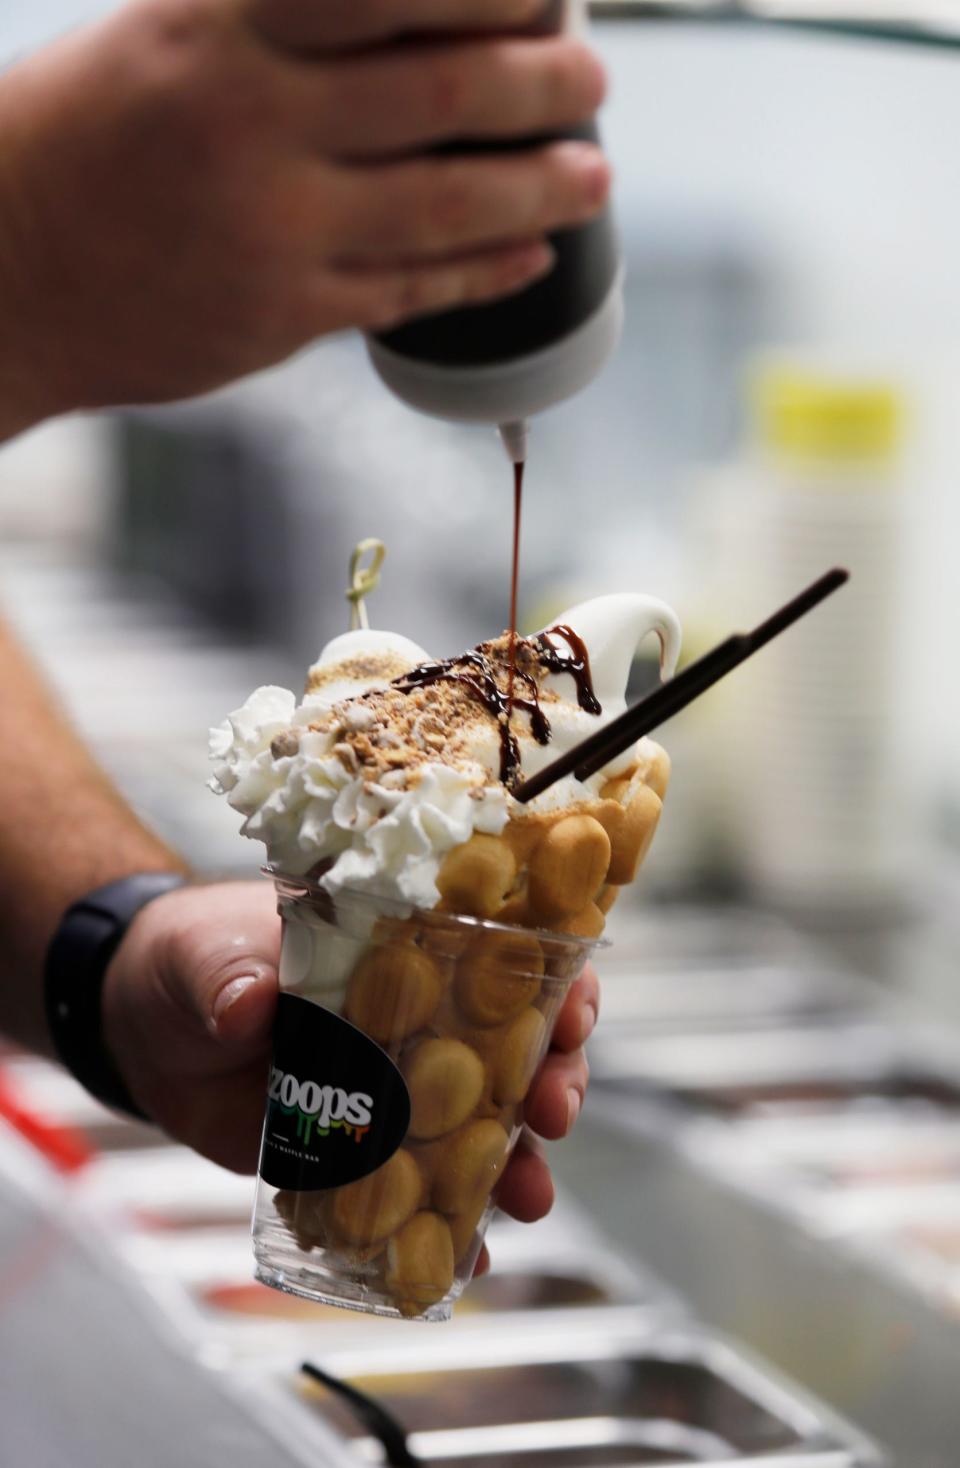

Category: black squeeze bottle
[366, 0, 623, 464]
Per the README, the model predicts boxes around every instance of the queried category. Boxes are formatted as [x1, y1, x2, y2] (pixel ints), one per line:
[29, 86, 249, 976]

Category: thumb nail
[211, 975, 261, 1036]
[566, 1087, 582, 1131]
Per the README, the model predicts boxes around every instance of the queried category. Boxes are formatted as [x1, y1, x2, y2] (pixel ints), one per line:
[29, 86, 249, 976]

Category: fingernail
[563, 142, 611, 209]
[579, 1004, 597, 1047]
[582, 51, 609, 110]
[583, 156, 611, 209]
[566, 1087, 582, 1130]
[212, 975, 258, 1032]
[514, 241, 556, 283]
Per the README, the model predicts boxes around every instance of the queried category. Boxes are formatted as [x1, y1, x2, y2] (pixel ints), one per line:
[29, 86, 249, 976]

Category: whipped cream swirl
[209, 595, 680, 909]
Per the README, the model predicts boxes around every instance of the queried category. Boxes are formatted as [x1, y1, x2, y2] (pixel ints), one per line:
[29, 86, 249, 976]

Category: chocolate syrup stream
[390, 456, 605, 789]
[506, 460, 524, 717]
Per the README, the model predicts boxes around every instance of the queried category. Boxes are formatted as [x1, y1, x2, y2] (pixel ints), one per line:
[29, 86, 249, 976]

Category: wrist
[44, 873, 189, 1119]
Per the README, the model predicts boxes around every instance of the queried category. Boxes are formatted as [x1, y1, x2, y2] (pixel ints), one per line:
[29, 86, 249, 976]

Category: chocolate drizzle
[394, 649, 546, 787]
[391, 628, 602, 791]
[536, 625, 602, 716]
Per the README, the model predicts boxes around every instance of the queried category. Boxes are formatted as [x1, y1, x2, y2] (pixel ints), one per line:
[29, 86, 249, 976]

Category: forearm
[0, 619, 188, 1055]
[0, 56, 66, 444]
[0, 54, 49, 440]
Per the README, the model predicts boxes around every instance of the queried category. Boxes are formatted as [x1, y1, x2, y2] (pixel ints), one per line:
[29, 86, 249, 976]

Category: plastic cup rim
[263, 866, 610, 953]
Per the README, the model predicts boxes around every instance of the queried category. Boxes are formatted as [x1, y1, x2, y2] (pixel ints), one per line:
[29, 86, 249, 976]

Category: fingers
[325, 142, 609, 263]
[310, 239, 556, 333]
[482, 966, 600, 1228]
[549, 963, 600, 1055]
[282, 39, 605, 158]
[494, 1130, 554, 1223]
[523, 1044, 589, 1141]
[246, 0, 549, 53]
[184, 1061, 270, 1175]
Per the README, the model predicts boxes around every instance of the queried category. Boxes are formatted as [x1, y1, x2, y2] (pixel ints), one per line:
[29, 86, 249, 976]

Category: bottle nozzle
[498, 419, 528, 465]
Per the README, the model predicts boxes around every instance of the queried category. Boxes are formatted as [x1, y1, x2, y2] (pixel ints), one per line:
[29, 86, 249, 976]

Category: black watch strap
[44, 873, 188, 1121]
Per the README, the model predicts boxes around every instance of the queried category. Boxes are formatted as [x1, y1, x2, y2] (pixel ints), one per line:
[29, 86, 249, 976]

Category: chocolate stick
[512, 567, 849, 806]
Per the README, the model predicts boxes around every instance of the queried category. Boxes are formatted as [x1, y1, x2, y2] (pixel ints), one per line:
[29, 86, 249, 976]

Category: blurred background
[5, 7, 960, 1466]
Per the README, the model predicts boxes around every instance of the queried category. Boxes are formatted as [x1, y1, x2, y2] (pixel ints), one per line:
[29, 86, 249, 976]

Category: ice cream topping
[209, 594, 681, 908]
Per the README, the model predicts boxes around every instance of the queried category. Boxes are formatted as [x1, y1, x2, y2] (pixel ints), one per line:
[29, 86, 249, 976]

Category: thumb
[156, 883, 281, 1056]
[208, 963, 278, 1051]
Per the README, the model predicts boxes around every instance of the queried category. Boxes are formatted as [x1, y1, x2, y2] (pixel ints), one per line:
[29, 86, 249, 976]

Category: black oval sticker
[258, 993, 411, 1192]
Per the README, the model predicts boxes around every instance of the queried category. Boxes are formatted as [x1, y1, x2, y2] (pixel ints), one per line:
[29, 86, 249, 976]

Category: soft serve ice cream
[210, 594, 681, 929]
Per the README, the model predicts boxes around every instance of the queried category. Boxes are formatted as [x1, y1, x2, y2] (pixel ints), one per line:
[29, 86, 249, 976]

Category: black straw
[512, 568, 849, 805]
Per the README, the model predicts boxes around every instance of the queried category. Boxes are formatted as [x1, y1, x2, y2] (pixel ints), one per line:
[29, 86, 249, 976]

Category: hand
[102, 881, 281, 1173]
[475, 960, 597, 1275]
[0, 0, 610, 430]
[101, 881, 598, 1239]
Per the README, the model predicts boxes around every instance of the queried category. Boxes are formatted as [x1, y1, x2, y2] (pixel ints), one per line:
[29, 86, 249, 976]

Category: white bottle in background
[716, 361, 913, 911]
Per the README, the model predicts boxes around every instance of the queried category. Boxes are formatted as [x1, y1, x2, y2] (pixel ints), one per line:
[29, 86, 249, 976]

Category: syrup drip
[536, 624, 602, 716]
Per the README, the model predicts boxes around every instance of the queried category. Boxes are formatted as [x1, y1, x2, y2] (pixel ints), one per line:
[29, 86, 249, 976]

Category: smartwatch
[44, 873, 188, 1120]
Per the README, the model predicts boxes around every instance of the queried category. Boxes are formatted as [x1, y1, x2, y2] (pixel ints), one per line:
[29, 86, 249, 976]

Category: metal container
[119, 1197, 677, 1363]
[572, 1097, 951, 1464]
[138, 1252, 653, 1361]
[752, 1183, 960, 1326]
[598, 908, 868, 1033]
[587, 1022, 960, 1120]
[78, 1146, 256, 1232]
[257, 1320, 877, 1466]
[705, 1115, 960, 1194]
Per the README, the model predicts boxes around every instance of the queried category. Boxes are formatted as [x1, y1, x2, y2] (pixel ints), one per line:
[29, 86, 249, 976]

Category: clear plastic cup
[252, 870, 601, 1321]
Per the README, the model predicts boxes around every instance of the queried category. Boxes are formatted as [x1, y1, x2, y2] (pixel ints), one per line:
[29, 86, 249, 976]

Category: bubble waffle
[402, 1038, 486, 1140]
[345, 943, 443, 1044]
[385, 1211, 456, 1315]
[331, 1148, 422, 1246]
[438, 755, 665, 933]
